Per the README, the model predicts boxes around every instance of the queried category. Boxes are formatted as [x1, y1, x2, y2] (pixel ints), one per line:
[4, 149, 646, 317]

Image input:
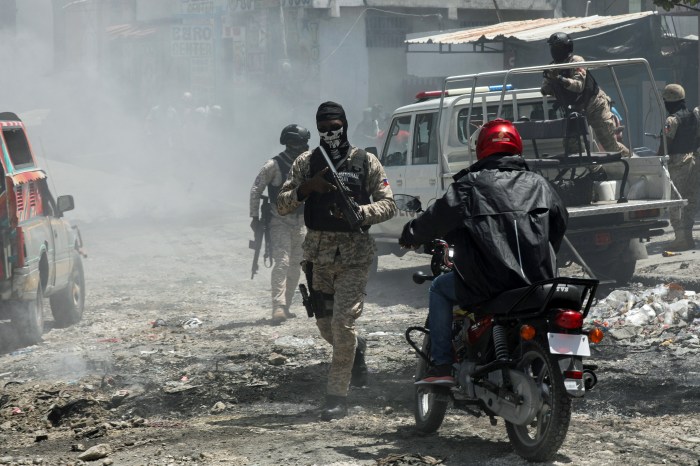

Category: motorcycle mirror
[395, 194, 423, 213]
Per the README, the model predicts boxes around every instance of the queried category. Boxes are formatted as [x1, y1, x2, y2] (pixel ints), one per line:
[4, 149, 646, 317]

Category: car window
[381, 115, 410, 167]
[3, 128, 34, 168]
[457, 105, 513, 144]
[412, 112, 438, 165]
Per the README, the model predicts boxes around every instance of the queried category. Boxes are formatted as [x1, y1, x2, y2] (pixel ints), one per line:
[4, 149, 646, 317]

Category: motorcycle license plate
[548, 333, 590, 357]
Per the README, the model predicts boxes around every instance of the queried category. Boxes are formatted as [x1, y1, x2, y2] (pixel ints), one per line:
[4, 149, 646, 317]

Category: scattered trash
[376, 453, 443, 465]
[9, 348, 34, 356]
[180, 317, 203, 329]
[180, 376, 189, 382]
[34, 432, 48, 442]
[662, 251, 681, 257]
[151, 319, 168, 328]
[96, 338, 121, 344]
[10, 408, 23, 415]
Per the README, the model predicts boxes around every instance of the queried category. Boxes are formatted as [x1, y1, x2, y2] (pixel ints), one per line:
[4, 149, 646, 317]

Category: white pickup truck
[371, 58, 685, 286]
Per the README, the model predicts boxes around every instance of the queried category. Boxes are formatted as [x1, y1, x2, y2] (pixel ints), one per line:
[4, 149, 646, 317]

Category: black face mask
[286, 143, 309, 156]
[665, 100, 685, 115]
[550, 45, 570, 63]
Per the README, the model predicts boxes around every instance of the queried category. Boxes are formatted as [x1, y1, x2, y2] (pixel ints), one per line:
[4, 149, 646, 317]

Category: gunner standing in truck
[540, 32, 630, 157]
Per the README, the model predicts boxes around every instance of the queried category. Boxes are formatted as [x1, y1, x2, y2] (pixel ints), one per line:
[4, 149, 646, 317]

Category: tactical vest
[304, 147, 371, 232]
[668, 108, 698, 155]
[553, 57, 600, 111]
[268, 151, 303, 215]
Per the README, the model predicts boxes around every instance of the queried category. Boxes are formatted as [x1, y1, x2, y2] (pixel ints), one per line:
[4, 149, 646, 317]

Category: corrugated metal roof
[406, 11, 657, 45]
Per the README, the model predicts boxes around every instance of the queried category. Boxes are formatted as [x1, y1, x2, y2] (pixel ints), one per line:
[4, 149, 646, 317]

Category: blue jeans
[428, 271, 457, 366]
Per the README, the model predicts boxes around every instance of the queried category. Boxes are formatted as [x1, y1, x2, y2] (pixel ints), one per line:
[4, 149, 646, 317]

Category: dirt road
[0, 207, 698, 466]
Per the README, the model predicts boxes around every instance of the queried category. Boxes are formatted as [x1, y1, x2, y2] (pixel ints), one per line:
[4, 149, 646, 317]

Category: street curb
[631, 273, 700, 291]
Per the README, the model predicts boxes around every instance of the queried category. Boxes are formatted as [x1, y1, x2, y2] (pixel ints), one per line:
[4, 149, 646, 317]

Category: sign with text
[180, 0, 214, 15]
[171, 25, 214, 58]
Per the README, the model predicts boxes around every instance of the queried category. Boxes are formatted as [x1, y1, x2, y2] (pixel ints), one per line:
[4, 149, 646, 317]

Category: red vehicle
[0, 112, 85, 346]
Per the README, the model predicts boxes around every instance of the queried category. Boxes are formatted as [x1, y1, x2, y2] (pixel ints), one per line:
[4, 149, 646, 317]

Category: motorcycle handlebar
[412, 271, 434, 284]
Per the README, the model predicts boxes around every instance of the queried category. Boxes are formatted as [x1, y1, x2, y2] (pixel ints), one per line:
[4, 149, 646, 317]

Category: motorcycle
[395, 194, 603, 462]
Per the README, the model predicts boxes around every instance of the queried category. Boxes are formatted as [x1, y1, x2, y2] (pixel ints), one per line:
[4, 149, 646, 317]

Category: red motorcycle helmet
[475, 118, 523, 160]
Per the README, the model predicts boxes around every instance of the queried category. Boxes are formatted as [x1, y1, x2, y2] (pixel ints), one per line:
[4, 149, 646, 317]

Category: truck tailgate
[568, 199, 686, 218]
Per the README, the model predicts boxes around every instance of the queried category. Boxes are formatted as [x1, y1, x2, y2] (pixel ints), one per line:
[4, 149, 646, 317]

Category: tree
[653, 0, 700, 11]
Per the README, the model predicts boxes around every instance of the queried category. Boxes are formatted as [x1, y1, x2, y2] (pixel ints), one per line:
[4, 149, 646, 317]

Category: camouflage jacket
[277, 146, 397, 265]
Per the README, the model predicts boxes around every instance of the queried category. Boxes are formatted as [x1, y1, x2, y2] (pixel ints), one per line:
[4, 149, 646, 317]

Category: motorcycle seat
[474, 283, 584, 316]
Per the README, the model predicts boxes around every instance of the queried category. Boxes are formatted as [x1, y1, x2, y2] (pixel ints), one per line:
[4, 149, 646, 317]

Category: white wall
[407, 46, 505, 78]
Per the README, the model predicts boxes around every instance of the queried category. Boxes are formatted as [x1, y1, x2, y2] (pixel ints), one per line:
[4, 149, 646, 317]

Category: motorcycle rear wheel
[413, 333, 449, 433]
[506, 339, 572, 462]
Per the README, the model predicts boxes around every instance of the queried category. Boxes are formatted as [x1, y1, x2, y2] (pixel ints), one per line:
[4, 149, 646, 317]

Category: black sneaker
[414, 364, 455, 386]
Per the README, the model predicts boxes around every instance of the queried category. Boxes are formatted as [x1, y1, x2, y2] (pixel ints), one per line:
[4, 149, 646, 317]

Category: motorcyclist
[399, 119, 568, 384]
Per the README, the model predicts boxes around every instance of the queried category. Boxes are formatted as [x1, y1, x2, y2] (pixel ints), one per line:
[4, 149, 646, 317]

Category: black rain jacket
[406, 155, 568, 307]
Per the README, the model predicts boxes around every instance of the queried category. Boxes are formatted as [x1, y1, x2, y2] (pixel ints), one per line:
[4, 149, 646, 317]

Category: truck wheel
[585, 252, 636, 294]
[50, 253, 85, 328]
[11, 283, 45, 346]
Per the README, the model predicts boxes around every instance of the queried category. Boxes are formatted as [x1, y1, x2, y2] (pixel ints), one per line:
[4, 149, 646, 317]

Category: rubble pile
[588, 283, 700, 349]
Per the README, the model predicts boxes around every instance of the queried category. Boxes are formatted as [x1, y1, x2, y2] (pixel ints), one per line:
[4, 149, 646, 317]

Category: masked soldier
[250, 124, 311, 324]
[659, 84, 700, 251]
[541, 32, 630, 157]
[277, 101, 397, 421]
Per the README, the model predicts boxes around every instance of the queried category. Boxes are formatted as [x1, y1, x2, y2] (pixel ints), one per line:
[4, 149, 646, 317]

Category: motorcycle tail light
[520, 324, 536, 340]
[554, 309, 583, 329]
[564, 370, 583, 379]
[588, 327, 605, 344]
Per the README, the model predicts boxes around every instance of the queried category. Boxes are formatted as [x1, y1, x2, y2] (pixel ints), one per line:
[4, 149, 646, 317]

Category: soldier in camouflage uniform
[658, 84, 700, 251]
[277, 101, 396, 421]
[541, 32, 630, 157]
[250, 124, 311, 324]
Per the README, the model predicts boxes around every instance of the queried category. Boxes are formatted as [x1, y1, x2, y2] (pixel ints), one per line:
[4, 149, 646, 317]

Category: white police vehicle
[372, 59, 685, 286]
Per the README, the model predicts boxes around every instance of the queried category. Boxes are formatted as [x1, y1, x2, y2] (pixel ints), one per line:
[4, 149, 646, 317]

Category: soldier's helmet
[475, 119, 523, 160]
[662, 84, 685, 103]
[547, 32, 573, 62]
[280, 124, 311, 145]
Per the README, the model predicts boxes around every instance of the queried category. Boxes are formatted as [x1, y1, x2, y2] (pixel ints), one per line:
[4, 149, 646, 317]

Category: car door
[40, 180, 71, 289]
[404, 111, 439, 207]
[379, 114, 411, 195]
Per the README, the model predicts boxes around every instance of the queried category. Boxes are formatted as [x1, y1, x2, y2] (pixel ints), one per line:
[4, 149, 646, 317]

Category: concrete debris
[77, 443, 112, 461]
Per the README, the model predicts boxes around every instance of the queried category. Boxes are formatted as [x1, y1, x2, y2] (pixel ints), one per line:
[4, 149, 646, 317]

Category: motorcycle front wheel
[413, 333, 449, 433]
[506, 339, 572, 462]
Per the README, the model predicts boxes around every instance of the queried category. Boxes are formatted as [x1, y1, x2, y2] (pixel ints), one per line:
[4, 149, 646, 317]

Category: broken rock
[77, 444, 112, 461]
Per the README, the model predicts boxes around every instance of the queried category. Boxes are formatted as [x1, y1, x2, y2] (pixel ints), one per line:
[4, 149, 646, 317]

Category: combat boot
[283, 305, 297, 319]
[271, 307, 286, 325]
[320, 395, 347, 421]
[350, 336, 368, 387]
[668, 230, 695, 252]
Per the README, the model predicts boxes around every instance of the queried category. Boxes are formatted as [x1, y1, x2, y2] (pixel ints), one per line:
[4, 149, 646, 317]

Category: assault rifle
[318, 146, 364, 232]
[250, 195, 272, 279]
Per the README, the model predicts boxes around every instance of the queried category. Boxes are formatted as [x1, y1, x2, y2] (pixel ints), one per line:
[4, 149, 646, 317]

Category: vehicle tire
[585, 248, 636, 295]
[11, 283, 45, 346]
[414, 333, 448, 433]
[50, 253, 85, 328]
[506, 338, 572, 462]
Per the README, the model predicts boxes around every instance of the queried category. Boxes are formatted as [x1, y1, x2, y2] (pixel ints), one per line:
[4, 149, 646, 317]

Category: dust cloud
[0, 2, 327, 225]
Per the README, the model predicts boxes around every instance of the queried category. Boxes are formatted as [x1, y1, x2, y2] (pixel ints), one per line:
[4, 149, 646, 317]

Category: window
[3, 128, 34, 167]
[381, 116, 410, 167]
[412, 113, 438, 165]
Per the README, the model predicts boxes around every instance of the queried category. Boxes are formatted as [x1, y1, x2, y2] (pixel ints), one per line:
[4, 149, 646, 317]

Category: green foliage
[652, 0, 700, 11]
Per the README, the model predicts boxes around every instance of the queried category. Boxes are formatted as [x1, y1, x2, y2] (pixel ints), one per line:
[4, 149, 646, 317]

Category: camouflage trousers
[313, 260, 371, 397]
[668, 152, 700, 232]
[269, 215, 305, 312]
[565, 94, 630, 157]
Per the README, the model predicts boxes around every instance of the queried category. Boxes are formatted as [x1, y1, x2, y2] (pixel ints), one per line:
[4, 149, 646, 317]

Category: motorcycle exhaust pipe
[583, 369, 597, 391]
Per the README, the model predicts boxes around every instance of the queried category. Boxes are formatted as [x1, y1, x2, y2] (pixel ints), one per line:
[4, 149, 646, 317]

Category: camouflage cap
[662, 84, 685, 102]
